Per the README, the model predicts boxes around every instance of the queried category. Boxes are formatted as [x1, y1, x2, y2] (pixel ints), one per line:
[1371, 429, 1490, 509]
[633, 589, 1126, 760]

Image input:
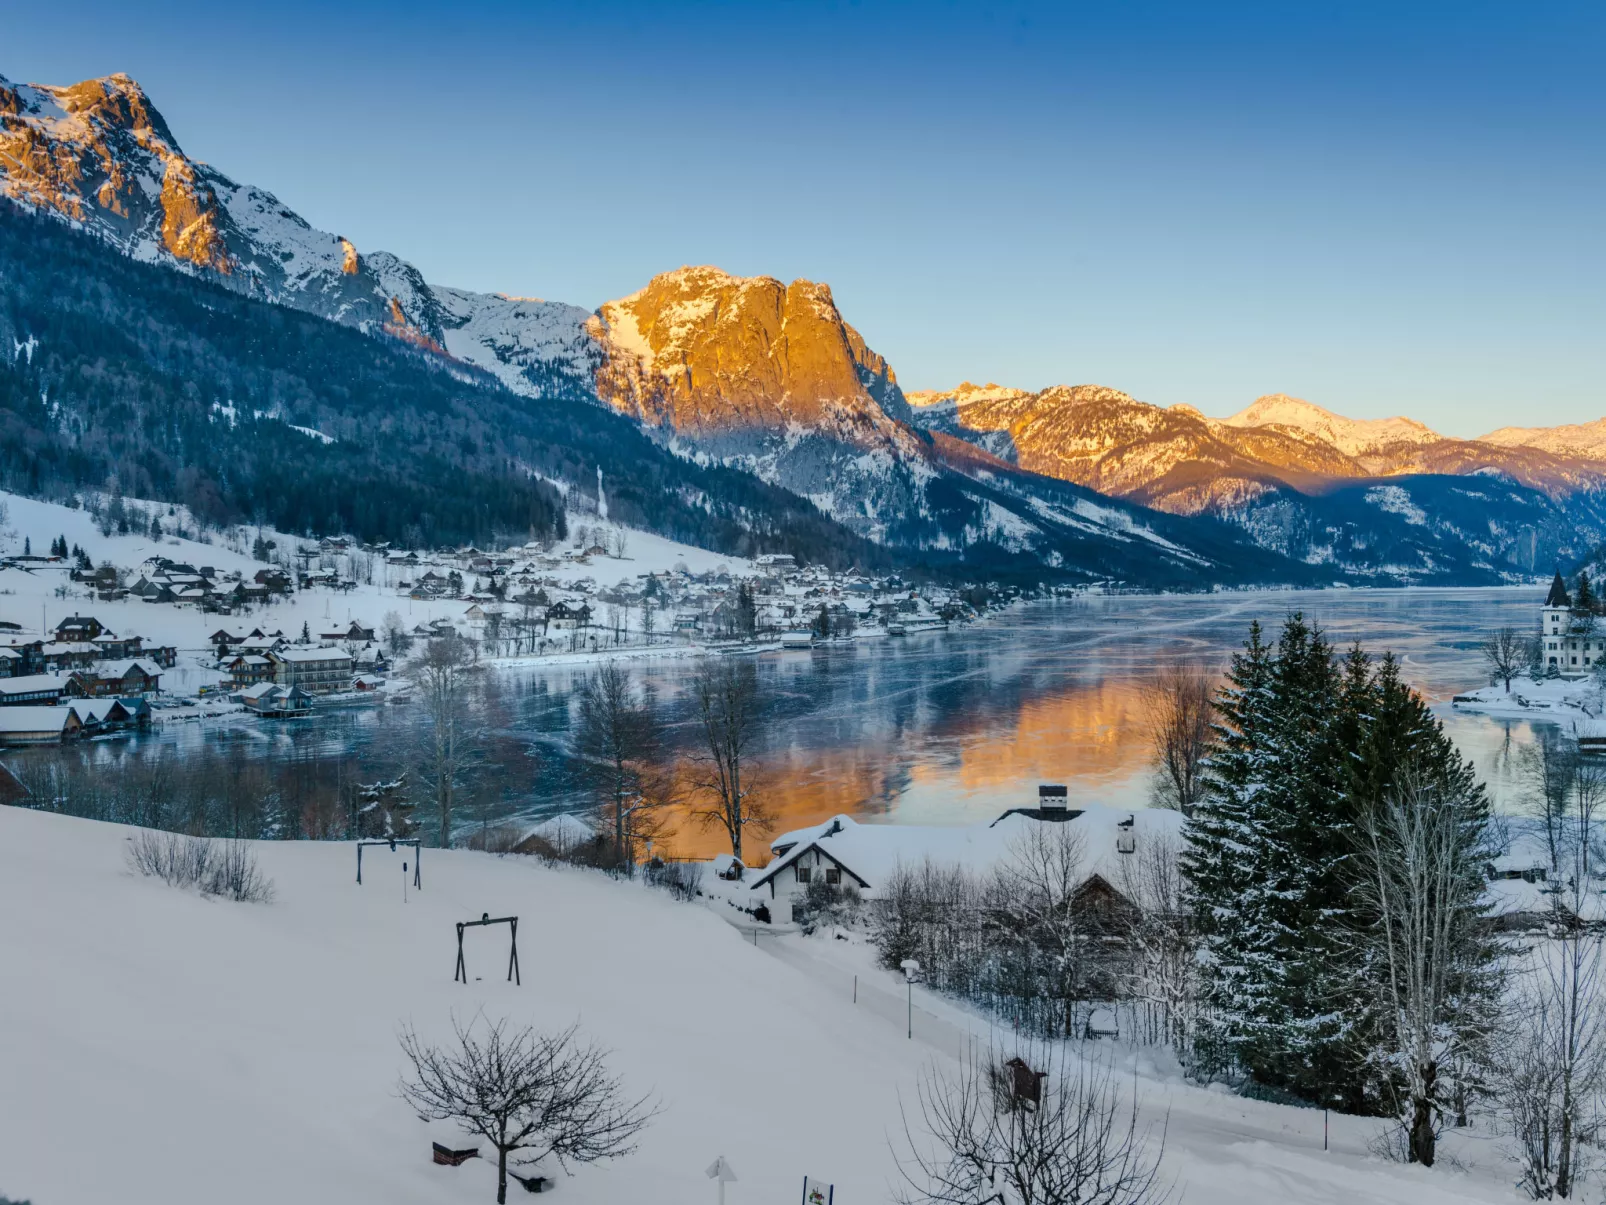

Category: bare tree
[989, 824, 1092, 1037]
[1500, 754, 1606, 1198]
[399, 1015, 657, 1204]
[894, 1041, 1168, 1205]
[1352, 772, 1500, 1167]
[410, 633, 479, 848]
[574, 662, 665, 872]
[688, 658, 770, 860]
[1519, 730, 1579, 878]
[1483, 627, 1535, 694]
[1116, 833, 1197, 1053]
[1139, 660, 1214, 815]
[382, 610, 411, 658]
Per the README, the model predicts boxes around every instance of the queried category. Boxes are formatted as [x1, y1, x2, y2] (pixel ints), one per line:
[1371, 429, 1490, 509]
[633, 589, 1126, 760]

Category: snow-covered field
[0, 807, 1529, 1205]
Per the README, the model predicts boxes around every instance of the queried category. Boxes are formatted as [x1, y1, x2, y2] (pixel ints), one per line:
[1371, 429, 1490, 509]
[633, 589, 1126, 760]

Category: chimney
[1038, 784, 1068, 813]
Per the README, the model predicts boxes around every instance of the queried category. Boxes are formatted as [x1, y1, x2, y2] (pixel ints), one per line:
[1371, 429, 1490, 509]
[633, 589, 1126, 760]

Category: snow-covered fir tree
[1184, 616, 1500, 1116]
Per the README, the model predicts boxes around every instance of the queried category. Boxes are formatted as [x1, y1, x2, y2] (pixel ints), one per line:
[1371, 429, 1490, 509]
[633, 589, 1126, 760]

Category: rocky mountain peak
[588, 265, 907, 434]
[0, 70, 228, 271]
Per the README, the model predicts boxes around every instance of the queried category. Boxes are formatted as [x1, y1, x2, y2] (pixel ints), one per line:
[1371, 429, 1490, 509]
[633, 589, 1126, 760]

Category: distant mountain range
[2, 69, 1601, 586]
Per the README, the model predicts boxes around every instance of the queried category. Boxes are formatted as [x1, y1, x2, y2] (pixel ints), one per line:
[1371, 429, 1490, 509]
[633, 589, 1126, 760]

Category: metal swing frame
[356, 838, 422, 889]
[455, 914, 521, 986]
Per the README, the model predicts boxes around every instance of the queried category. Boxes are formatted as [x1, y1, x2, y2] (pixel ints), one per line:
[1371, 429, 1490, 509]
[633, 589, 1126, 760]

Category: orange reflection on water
[654, 675, 1160, 862]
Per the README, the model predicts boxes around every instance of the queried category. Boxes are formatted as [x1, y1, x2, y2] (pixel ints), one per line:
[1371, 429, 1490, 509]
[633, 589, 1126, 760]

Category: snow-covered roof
[524, 813, 595, 848]
[754, 804, 1183, 894]
[96, 660, 160, 678]
[0, 673, 67, 695]
[272, 647, 352, 663]
[0, 706, 75, 733]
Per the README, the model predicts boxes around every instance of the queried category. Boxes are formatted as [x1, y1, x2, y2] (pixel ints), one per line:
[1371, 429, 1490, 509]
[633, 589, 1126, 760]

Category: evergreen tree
[736, 582, 757, 637]
[1183, 619, 1276, 1077]
[22, 536, 29, 555]
[1576, 570, 1597, 617]
[1187, 620, 1502, 1114]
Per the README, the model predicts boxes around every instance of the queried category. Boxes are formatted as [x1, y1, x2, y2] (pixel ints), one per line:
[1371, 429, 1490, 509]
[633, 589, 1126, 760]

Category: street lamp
[901, 959, 921, 1040]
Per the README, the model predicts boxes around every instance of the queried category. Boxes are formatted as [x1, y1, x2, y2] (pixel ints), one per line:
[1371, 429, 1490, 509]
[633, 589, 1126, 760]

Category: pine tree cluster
[1183, 613, 1495, 1112]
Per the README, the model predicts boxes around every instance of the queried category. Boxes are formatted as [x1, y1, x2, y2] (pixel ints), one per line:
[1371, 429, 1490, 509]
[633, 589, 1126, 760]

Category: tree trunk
[1408, 1063, 1437, 1167]
[497, 1144, 508, 1204]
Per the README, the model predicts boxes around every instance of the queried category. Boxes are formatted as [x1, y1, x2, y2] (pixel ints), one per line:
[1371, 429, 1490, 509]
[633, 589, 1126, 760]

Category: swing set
[356, 838, 422, 890]
[454, 913, 521, 986]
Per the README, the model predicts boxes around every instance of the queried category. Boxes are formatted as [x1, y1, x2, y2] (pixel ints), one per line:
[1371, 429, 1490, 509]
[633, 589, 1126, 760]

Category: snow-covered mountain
[907, 383, 1606, 578]
[0, 71, 594, 397]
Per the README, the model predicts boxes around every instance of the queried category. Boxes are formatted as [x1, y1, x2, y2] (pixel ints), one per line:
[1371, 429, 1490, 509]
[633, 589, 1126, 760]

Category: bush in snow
[795, 878, 862, 934]
[126, 831, 274, 903]
[644, 859, 702, 902]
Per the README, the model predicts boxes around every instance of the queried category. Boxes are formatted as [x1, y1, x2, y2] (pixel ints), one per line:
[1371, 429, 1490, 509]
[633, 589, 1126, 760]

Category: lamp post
[901, 959, 921, 1040]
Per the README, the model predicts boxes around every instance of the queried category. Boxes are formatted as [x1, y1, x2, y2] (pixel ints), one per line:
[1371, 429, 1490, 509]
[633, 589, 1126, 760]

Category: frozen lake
[18, 587, 1556, 855]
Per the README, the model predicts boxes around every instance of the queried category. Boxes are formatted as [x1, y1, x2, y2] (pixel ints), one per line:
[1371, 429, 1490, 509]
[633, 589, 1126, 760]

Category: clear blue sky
[7, 1, 1604, 435]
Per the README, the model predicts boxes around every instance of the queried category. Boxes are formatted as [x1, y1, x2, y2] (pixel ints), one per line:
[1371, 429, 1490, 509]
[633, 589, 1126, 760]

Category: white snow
[0, 806, 1529, 1205]
[1363, 485, 1429, 526]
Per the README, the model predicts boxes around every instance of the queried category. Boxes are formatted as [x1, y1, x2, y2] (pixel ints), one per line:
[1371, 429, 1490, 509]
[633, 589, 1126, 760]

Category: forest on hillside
[0, 203, 893, 566]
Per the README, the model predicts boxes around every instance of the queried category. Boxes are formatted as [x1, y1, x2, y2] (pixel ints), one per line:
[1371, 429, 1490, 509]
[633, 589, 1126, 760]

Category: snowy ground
[0, 808, 1530, 1205]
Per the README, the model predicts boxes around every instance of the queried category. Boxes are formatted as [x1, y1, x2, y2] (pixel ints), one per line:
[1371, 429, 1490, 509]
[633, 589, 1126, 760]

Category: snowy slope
[0, 807, 1527, 1205]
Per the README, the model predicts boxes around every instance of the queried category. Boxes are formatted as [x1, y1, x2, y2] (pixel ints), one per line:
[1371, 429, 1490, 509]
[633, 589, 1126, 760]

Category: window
[795, 866, 812, 884]
[825, 868, 841, 886]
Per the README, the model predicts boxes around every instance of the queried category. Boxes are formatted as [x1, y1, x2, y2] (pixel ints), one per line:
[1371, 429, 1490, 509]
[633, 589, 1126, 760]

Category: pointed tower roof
[1546, 570, 1571, 608]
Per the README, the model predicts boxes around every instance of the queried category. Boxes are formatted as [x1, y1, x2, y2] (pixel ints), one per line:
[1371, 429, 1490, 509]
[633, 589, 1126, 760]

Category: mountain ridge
[5, 68, 1600, 585]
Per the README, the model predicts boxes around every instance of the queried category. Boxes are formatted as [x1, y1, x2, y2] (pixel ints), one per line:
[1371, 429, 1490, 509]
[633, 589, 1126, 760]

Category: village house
[67, 698, 144, 736]
[226, 654, 276, 688]
[545, 601, 591, 632]
[268, 646, 354, 693]
[0, 673, 68, 707]
[54, 614, 106, 643]
[68, 660, 162, 698]
[91, 632, 143, 660]
[0, 705, 82, 745]
[36, 642, 99, 672]
[241, 682, 314, 717]
[318, 620, 377, 644]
